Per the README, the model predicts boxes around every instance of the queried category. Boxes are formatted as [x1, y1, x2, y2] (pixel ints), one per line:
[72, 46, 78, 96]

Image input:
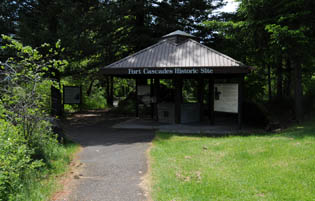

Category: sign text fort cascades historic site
[128, 68, 214, 75]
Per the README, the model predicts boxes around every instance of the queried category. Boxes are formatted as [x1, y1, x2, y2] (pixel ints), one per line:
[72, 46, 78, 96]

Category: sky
[218, 0, 240, 13]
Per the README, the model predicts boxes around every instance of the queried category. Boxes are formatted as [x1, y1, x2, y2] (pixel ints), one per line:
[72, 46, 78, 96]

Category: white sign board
[64, 86, 81, 104]
[214, 83, 238, 113]
[137, 85, 151, 96]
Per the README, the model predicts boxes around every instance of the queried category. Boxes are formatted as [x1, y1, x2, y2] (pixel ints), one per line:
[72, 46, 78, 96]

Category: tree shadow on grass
[277, 122, 315, 139]
[156, 120, 315, 141]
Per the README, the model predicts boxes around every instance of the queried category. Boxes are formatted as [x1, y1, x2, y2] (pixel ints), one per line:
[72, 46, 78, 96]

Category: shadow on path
[59, 111, 155, 201]
[64, 111, 155, 147]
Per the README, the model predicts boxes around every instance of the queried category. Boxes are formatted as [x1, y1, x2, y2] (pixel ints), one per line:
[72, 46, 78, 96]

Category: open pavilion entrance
[102, 30, 251, 129]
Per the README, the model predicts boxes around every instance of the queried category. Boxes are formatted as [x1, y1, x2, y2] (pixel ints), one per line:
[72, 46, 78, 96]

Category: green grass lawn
[150, 122, 315, 201]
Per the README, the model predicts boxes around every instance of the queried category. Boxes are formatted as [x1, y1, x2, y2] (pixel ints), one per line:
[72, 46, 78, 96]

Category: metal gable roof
[106, 38, 244, 69]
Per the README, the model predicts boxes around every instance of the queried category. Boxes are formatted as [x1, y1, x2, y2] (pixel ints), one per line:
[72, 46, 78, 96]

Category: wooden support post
[198, 79, 204, 122]
[79, 85, 83, 112]
[153, 78, 160, 121]
[106, 76, 114, 107]
[238, 76, 244, 129]
[135, 79, 139, 118]
[109, 76, 114, 106]
[106, 77, 110, 106]
[209, 77, 215, 125]
[174, 77, 182, 124]
[150, 79, 154, 119]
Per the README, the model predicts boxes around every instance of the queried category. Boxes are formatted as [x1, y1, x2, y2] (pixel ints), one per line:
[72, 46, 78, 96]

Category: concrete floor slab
[112, 118, 260, 134]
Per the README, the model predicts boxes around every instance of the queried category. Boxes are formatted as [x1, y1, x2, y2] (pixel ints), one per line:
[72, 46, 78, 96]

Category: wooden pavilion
[101, 30, 251, 128]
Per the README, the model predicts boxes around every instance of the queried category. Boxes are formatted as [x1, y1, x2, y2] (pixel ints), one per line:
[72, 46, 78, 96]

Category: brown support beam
[198, 79, 204, 122]
[110, 76, 114, 105]
[174, 77, 182, 124]
[238, 76, 244, 129]
[106, 76, 114, 107]
[79, 85, 83, 112]
[135, 79, 139, 118]
[106, 76, 112, 107]
[153, 78, 160, 121]
[150, 79, 154, 119]
[208, 77, 215, 125]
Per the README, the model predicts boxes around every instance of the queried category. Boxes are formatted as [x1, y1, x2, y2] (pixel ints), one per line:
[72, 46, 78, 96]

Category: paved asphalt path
[63, 114, 155, 201]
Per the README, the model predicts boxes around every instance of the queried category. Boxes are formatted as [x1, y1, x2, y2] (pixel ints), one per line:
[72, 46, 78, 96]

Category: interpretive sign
[63, 86, 81, 104]
[214, 83, 238, 113]
[128, 67, 214, 75]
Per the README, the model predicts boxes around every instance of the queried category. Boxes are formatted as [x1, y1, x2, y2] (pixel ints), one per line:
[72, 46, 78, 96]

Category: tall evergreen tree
[206, 0, 315, 121]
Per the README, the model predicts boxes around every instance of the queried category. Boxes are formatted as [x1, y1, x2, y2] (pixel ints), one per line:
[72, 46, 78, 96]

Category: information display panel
[63, 86, 81, 104]
[214, 83, 239, 113]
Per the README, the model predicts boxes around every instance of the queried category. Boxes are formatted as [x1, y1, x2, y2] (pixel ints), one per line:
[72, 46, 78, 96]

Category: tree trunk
[293, 60, 303, 122]
[276, 56, 283, 98]
[134, 0, 146, 50]
[135, 0, 145, 27]
[267, 63, 272, 101]
[87, 80, 95, 96]
[284, 59, 292, 97]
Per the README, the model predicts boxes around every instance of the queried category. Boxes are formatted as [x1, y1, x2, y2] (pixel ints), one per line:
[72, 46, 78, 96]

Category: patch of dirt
[139, 142, 153, 201]
[176, 171, 202, 183]
[195, 171, 202, 181]
[256, 193, 265, 197]
[51, 146, 84, 201]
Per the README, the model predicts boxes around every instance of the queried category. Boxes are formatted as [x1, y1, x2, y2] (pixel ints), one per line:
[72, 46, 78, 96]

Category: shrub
[83, 85, 107, 110]
[0, 35, 70, 200]
[0, 119, 43, 201]
[24, 119, 60, 162]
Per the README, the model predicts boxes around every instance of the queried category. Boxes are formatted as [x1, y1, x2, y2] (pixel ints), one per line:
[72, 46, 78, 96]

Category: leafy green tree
[0, 35, 67, 146]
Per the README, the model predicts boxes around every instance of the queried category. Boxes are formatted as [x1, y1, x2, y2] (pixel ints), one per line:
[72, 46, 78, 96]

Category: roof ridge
[186, 39, 244, 66]
[106, 40, 175, 68]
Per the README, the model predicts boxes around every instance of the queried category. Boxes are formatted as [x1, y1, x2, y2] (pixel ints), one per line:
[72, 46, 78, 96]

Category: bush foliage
[0, 35, 70, 200]
[0, 118, 43, 201]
